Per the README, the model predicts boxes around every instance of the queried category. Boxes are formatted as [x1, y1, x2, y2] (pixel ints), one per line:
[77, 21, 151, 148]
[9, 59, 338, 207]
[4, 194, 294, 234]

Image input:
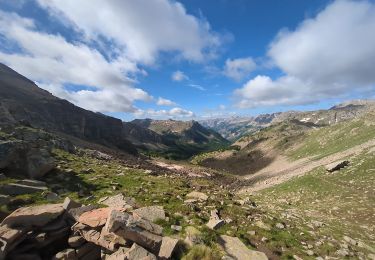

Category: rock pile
[0, 195, 179, 260]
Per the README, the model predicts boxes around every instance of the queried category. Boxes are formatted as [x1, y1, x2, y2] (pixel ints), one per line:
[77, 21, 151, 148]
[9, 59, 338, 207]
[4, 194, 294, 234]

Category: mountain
[200, 101, 375, 141]
[131, 119, 229, 159]
[199, 113, 280, 141]
[0, 63, 228, 159]
[0, 63, 138, 155]
[193, 101, 375, 176]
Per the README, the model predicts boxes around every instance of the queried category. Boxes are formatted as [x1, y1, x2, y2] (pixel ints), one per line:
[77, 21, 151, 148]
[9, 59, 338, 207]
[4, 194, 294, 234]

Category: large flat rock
[218, 235, 268, 260]
[1, 203, 65, 228]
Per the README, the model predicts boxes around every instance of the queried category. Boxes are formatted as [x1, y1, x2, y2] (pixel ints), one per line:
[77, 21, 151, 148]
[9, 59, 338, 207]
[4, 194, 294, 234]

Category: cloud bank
[235, 0, 375, 108]
[0, 0, 221, 115]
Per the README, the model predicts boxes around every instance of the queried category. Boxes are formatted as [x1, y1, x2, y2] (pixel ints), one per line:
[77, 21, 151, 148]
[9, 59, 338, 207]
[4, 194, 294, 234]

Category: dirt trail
[239, 138, 375, 194]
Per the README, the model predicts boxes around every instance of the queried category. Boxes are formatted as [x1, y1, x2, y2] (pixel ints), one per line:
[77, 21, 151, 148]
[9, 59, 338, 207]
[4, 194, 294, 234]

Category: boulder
[133, 206, 166, 223]
[1, 203, 65, 228]
[108, 243, 156, 260]
[0, 183, 47, 195]
[185, 191, 208, 201]
[325, 160, 349, 172]
[206, 209, 225, 230]
[106, 247, 130, 260]
[99, 194, 136, 208]
[218, 235, 268, 260]
[158, 237, 179, 260]
[105, 210, 163, 253]
[26, 148, 56, 179]
[78, 207, 117, 228]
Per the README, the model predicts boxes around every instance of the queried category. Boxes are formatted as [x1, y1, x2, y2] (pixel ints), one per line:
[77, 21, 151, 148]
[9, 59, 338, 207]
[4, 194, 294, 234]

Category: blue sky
[1, 0, 375, 121]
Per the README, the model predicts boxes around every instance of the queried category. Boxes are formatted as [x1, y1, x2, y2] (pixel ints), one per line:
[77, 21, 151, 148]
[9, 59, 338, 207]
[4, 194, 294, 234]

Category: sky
[0, 0, 375, 121]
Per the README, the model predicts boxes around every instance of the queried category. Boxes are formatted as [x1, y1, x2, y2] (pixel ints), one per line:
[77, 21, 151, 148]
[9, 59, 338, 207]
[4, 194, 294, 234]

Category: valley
[0, 64, 374, 259]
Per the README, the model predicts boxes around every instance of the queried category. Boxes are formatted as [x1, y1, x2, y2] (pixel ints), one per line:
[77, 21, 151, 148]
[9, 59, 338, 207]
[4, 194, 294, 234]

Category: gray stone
[0, 183, 47, 195]
[105, 210, 163, 253]
[62, 197, 82, 211]
[171, 225, 182, 232]
[206, 209, 225, 230]
[0, 173, 6, 180]
[45, 192, 60, 201]
[159, 237, 179, 260]
[325, 160, 349, 172]
[276, 223, 285, 229]
[68, 205, 97, 221]
[218, 235, 268, 260]
[133, 206, 166, 222]
[108, 243, 156, 260]
[185, 191, 208, 201]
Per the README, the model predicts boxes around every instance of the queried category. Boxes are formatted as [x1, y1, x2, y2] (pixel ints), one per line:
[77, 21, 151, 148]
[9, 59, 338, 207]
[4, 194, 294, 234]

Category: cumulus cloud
[136, 107, 195, 118]
[172, 70, 189, 81]
[235, 0, 375, 108]
[0, 11, 151, 113]
[156, 97, 177, 106]
[36, 0, 221, 64]
[224, 57, 256, 81]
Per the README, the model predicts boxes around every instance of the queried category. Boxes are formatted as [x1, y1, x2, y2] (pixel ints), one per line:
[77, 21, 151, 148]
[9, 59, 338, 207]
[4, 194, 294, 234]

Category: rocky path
[239, 138, 375, 194]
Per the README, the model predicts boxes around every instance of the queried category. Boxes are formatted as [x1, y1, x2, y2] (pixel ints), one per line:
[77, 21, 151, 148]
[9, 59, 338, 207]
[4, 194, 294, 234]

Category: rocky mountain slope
[0, 63, 137, 155]
[200, 100, 375, 141]
[0, 63, 227, 159]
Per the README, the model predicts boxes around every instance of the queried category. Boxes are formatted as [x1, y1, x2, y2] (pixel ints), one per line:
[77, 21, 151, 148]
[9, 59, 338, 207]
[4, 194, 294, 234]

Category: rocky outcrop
[325, 160, 349, 172]
[0, 196, 180, 260]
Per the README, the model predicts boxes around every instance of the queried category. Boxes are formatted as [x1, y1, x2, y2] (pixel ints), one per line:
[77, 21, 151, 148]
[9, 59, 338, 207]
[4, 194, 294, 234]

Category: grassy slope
[251, 148, 375, 259]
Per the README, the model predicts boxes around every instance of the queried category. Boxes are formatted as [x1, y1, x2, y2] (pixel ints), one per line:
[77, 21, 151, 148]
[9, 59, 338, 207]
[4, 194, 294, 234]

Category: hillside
[0, 63, 227, 160]
[193, 102, 375, 178]
[132, 119, 229, 159]
[200, 101, 375, 141]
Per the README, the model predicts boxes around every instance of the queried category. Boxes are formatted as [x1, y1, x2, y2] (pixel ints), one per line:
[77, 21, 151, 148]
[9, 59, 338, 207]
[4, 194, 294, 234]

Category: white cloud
[188, 84, 206, 91]
[0, 11, 151, 113]
[172, 70, 189, 81]
[235, 0, 375, 108]
[156, 97, 177, 106]
[36, 0, 221, 64]
[136, 107, 194, 118]
[223, 57, 256, 81]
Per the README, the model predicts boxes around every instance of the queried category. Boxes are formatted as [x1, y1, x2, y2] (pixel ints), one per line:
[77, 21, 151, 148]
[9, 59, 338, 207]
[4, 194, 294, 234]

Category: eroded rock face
[1, 204, 65, 228]
[219, 235, 268, 260]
